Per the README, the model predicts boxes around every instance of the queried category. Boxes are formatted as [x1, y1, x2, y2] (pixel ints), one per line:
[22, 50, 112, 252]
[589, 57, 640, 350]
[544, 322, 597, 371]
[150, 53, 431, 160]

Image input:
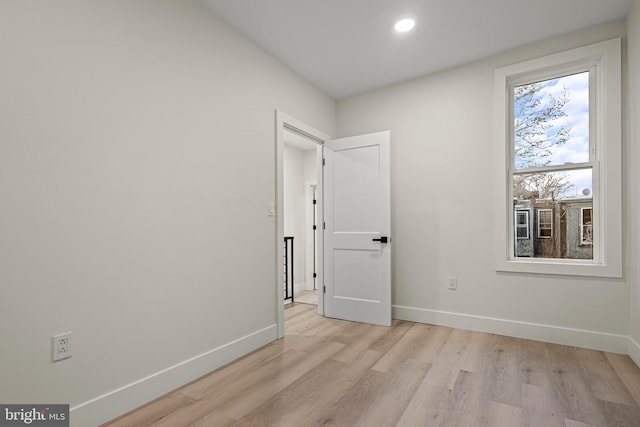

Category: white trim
[515, 210, 530, 240]
[493, 38, 622, 277]
[537, 208, 553, 239]
[580, 206, 594, 245]
[393, 305, 628, 353]
[275, 111, 330, 337]
[70, 325, 277, 427]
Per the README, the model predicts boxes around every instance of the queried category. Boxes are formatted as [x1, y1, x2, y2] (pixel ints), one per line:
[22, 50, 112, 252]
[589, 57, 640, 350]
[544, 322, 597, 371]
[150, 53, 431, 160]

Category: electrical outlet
[52, 332, 71, 362]
[448, 276, 458, 290]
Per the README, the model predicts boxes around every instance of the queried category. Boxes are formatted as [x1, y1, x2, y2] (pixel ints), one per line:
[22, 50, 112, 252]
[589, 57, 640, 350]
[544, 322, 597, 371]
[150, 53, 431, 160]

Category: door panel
[333, 145, 380, 232]
[323, 131, 391, 326]
[333, 249, 382, 301]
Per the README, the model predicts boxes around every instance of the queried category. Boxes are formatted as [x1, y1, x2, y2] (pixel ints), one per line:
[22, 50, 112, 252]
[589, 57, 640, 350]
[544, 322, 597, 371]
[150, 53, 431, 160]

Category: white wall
[283, 144, 307, 290]
[304, 149, 319, 183]
[337, 22, 630, 352]
[627, 0, 640, 365]
[0, 1, 335, 425]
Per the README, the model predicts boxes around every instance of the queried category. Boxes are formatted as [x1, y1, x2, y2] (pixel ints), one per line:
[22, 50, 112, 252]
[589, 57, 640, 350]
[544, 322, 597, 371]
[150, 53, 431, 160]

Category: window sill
[496, 258, 621, 278]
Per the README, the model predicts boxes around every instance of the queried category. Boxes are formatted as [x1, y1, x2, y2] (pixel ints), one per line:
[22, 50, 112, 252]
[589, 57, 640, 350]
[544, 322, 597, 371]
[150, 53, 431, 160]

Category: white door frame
[275, 111, 330, 338]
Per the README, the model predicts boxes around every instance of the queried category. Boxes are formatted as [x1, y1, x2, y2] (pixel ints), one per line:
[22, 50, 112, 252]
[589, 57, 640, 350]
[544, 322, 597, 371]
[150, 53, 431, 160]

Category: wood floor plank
[331, 323, 388, 363]
[273, 349, 384, 426]
[186, 410, 236, 427]
[449, 370, 486, 414]
[178, 340, 289, 400]
[422, 328, 474, 390]
[563, 419, 596, 427]
[219, 340, 344, 420]
[605, 352, 640, 406]
[521, 383, 566, 427]
[597, 399, 640, 427]
[181, 347, 308, 404]
[457, 330, 493, 374]
[103, 392, 195, 427]
[229, 357, 346, 426]
[546, 344, 608, 426]
[368, 319, 413, 353]
[575, 348, 636, 405]
[150, 399, 229, 426]
[482, 335, 523, 407]
[355, 358, 430, 427]
[395, 379, 451, 427]
[306, 368, 390, 427]
[484, 400, 525, 427]
[371, 323, 452, 373]
[413, 324, 456, 364]
[521, 337, 554, 389]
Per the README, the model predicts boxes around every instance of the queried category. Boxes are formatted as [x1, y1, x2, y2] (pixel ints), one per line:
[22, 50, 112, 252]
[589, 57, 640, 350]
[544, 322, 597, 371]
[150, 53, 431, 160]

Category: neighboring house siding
[514, 198, 592, 259]
[565, 200, 594, 259]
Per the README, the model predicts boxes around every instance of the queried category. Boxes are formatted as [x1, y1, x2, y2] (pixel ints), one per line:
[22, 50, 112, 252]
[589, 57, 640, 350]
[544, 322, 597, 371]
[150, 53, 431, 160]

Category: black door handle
[372, 236, 388, 244]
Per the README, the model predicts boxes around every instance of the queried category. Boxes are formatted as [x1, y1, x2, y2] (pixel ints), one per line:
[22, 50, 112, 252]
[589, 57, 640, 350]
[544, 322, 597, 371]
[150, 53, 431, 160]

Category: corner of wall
[627, 0, 640, 357]
[69, 325, 277, 427]
[629, 336, 640, 367]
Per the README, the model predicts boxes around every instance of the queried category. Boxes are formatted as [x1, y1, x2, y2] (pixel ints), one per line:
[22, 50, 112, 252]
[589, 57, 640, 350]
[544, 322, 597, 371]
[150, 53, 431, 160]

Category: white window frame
[515, 210, 530, 240]
[493, 38, 621, 278]
[537, 209, 553, 239]
[581, 207, 594, 246]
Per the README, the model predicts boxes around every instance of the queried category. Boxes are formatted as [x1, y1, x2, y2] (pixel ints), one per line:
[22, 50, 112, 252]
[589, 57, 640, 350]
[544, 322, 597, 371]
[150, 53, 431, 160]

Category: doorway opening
[283, 130, 318, 306]
[275, 111, 330, 338]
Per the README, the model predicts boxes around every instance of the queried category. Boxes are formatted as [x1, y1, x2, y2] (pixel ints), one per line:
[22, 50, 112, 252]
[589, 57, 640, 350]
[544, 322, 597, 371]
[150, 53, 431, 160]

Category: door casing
[275, 111, 330, 338]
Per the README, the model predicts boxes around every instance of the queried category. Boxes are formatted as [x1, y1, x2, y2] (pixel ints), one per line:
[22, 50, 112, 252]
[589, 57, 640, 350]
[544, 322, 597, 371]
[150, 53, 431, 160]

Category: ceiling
[198, 0, 632, 99]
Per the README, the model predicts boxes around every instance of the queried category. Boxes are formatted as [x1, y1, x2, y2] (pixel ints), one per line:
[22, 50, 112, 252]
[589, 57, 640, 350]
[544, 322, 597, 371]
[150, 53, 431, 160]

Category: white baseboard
[393, 305, 629, 354]
[629, 336, 640, 367]
[70, 324, 278, 427]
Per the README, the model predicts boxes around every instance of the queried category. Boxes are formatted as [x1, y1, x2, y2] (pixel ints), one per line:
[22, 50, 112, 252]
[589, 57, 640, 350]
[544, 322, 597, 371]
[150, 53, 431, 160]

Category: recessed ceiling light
[394, 18, 415, 33]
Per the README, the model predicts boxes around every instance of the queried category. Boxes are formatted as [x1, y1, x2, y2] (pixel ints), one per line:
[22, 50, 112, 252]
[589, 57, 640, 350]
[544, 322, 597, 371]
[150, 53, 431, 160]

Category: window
[515, 210, 529, 239]
[581, 207, 593, 245]
[537, 209, 552, 239]
[493, 38, 621, 277]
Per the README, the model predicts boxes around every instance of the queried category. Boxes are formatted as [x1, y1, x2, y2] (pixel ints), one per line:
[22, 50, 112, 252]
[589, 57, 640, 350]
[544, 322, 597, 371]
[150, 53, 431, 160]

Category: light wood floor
[104, 304, 640, 426]
[292, 289, 318, 306]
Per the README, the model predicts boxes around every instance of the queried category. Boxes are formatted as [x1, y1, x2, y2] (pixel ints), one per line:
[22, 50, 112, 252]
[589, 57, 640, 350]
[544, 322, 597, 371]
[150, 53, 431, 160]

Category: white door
[323, 131, 391, 326]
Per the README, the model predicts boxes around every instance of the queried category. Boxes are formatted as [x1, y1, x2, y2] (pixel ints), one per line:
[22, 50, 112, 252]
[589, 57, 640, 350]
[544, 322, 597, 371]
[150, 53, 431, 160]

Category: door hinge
[322, 158, 325, 166]
[323, 285, 326, 294]
[313, 273, 317, 278]
[313, 225, 317, 230]
[313, 199, 317, 205]
[323, 222, 326, 230]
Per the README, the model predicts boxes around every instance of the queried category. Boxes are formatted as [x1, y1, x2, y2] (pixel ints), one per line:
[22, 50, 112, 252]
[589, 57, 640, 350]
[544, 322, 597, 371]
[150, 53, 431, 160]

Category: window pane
[514, 168, 592, 200]
[517, 213, 527, 225]
[538, 209, 552, 238]
[581, 208, 593, 245]
[513, 169, 592, 259]
[515, 211, 529, 240]
[514, 71, 589, 169]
